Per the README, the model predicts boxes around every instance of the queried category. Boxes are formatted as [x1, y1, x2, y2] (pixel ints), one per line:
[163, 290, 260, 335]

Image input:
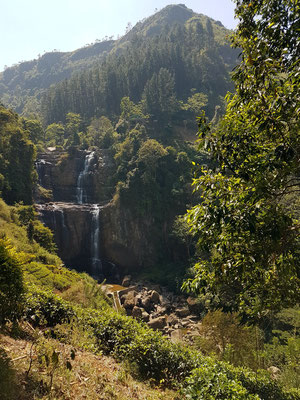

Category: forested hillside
[42, 6, 237, 125]
[0, 40, 114, 115]
[0, 4, 238, 123]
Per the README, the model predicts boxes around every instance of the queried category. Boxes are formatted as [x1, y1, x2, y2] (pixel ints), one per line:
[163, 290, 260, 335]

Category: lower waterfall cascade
[90, 204, 102, 275]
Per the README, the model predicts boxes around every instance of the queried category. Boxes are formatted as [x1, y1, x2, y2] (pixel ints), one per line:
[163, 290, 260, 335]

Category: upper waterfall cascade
[76, 152, 95, 204]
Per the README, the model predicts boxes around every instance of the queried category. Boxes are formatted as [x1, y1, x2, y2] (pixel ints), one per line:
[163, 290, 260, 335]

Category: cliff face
[36, 148, 113, 204]
[36, 202, 106, 279]
[35, 148, 156, 279]
[101, 202, 157, 269]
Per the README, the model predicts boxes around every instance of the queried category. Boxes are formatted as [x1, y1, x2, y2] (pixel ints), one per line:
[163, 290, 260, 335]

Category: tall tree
[184, 0, 300, 321]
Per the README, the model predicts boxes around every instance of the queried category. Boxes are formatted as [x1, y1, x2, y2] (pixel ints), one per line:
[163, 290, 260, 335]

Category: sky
[0, 0, 237, 72]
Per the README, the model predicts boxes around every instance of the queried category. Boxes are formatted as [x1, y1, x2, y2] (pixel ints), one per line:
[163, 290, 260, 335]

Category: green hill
[0, 4, 238, 121]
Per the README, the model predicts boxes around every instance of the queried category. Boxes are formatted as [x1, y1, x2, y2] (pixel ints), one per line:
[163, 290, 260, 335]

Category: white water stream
[91, 204, 102, 274]
[76, 152, 95, 204]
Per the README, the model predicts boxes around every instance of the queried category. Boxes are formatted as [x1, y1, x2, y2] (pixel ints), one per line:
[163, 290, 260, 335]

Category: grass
[0, 324, 177, 400]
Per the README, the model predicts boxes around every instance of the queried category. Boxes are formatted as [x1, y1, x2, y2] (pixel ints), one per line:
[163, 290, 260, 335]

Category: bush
[24, 287, 296, 399]
[0, 238, 24, 325]
[182, 362, 259, 399]
[25, 287, 76, 326]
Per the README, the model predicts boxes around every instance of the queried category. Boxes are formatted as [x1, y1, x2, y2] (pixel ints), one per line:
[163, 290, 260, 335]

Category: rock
[122, 275, 131, 287]
[134, 293, 142, 307]
[187, 296, 204, 315]
[142, 311, 150, 322]
[154, 305, 166, 316]
[125, 308, 132, 316]
[167, 314, 179, 326]
[175, 307, 190, 318]
[150, 290, 160, 304]
[122, 291, 137, 309]
[170, 329, 184, 343]
[152, 284, 161, 294]
[268, 366, 281, 379]
[132, 306, 143, 319]
[148, 316, 167, 330]
[141, 295, 152, 312]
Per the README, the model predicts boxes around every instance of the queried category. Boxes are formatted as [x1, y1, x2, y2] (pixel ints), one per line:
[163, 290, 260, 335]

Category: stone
[132, 306, 143, 319]
[142, 311, 150, 322]
[175, 307, 190, 318]
[134, 294, 142, 307]
[167, 314, 179, 326]
[141, 295, 152, 312]
[268, 366, 281, 379]
[152, 284, 161, 293]
[122, 291, 137, 309]
[150, 290, 160, 304]
[154, 305, 166, 316]
[148, 316, 167, 330]
[122, 275, 131, 287]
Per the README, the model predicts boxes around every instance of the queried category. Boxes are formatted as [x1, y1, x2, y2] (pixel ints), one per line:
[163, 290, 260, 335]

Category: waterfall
[35, 149, 107, 280]
[44, 203, 69, 248]
[36, 159, 46, 185]
[76, 152, 95, 204]
[91, 204, 102, 275]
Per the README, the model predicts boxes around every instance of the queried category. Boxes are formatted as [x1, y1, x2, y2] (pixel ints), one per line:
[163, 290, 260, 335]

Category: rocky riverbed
[105, 276, 203, 344]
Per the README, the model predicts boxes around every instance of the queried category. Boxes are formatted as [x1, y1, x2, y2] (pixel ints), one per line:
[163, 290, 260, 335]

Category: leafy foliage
[23, 286, 295, 399]
[0, 106, 36, 204]
[0, 237, 25, 324]
[183, 0, 300, 320]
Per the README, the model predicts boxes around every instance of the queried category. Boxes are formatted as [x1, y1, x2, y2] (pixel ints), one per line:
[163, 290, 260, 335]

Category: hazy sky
[1, 0, 237, 72]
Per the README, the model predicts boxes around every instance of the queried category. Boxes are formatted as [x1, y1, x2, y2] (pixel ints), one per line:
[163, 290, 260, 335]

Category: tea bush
[0, 238, 24, 324]
[23, 286, 298, 399]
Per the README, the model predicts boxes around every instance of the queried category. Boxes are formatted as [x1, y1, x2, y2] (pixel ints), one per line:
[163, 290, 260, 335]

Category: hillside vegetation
[0, 1, 299, 399]
[0, 200, 297, 399]
[0, 4, 238, 121]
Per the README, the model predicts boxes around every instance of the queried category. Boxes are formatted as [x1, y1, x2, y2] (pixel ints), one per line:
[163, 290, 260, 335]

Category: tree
[0, 106, 36, 205]
[183, 0, 300, 322]
[23, 118, 44, 144]
[143, 68, 178, 122]
[182, 92, 208, 117]
[45, 123, 65, 146]
[65, 112, 82, 147]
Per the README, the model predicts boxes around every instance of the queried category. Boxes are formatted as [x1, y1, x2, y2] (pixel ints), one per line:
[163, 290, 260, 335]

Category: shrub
[24, 287, 296, 399]
[182, 362, 259, 399]
[0, 238, 24, 325]
[25, 287, 76, 326]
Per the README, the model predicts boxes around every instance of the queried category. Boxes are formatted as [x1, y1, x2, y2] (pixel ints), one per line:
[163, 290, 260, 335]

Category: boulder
[175, 307, 190, 318]
[167, 314, 179, 326]
[142, 311, 150, 322]
[122, 291, 137, 309]
[148, 316, 167, 330]
[153, 305, 166, 317]
[141, 295, 152, 312]
[152, 284, 161, 293]
[132, 306, 143, 319]
[150, 290, 161, 304]
[268, 366, 281, 379]
[122, 275, 131, 287]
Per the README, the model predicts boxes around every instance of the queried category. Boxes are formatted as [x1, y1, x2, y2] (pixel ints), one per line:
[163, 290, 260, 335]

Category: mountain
[0, 40, 114, 115]
[0, 4, 238, 118]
